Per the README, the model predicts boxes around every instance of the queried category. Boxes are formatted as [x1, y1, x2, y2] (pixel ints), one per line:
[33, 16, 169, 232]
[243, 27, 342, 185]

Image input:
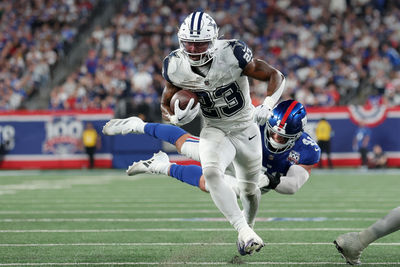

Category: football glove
[265, 172, 281, 190]
[169, 98, 200, 126]
[253, 104, 272, 126]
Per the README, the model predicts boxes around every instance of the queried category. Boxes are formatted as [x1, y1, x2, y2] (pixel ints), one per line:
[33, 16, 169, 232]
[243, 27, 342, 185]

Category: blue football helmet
[265, 100, 307, 153]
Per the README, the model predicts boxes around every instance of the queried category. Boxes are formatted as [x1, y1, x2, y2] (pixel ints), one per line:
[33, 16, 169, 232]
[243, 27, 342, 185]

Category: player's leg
[199, 127, 244, 228]
[233, 123, 262, 228]
[103, 116, 201, 161]
[126, 150, 207, 192]
[232, 124, 264, 255]
[334, 206, 400, 265]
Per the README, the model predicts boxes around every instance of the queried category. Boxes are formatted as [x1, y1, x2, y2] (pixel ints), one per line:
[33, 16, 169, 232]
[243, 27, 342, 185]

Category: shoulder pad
[162, 50, 180, 83]
[228, 40, 253, 69]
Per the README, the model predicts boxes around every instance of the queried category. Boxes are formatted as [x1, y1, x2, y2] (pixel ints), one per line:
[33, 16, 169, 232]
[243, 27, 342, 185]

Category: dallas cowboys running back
[103, 100, 321, 255]
[157, 11, 286, 255]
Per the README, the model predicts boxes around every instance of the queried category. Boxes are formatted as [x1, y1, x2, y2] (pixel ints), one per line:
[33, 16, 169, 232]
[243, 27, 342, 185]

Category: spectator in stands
[45, 0, 400, 117]
[353, 122, 371, 169]
[82, 122, 101, 169]
[369, 144, 387, 169]
[316, 117, 333, 169]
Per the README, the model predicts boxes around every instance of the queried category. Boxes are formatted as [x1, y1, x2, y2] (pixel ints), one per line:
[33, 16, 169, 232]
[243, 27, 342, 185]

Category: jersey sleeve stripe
[186, 136, 200, 143]
[162, 56, 172, 84]
[279, 101, 299, 128]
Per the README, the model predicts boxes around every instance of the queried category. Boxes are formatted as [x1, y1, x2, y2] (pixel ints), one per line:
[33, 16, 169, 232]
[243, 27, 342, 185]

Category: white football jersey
[162, 39, 255, 130]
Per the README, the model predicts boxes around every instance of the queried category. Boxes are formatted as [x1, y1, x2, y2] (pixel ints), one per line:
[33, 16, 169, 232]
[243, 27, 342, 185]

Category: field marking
[1, 262, 400, 266]
[0, 227, 366, 233]
[0, 242, 399, 247]
[0, 208, 391, 215]
[0, 175, 141, 196]
[0, 217, 382, 222]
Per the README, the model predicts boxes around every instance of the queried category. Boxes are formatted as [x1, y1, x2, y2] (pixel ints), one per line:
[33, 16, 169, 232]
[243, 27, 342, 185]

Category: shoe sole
[333, 240, 358, 265]
[237, 239, 264, 256]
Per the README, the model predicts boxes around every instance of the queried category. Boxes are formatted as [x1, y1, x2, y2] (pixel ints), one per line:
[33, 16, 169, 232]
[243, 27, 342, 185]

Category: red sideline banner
[0, 110, 114, 169]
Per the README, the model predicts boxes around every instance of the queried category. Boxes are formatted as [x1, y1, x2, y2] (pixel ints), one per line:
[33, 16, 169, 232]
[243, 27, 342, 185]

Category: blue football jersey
[260, 125, 321, 176]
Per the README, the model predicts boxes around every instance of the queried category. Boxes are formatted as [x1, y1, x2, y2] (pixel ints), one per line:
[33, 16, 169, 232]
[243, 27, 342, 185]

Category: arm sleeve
[274, 164, 310, 195]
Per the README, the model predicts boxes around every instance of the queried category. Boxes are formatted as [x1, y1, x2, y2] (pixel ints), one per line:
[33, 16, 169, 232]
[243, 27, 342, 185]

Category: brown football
[170, 89, 199, 113]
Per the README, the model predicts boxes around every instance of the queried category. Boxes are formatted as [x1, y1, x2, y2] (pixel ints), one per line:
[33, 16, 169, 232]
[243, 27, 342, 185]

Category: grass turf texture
[0, 169, 399, 266]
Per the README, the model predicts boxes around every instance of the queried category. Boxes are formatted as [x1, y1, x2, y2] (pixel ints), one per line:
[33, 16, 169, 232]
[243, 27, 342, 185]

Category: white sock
[152, 162, 171, 175]
[180, 140, 200, 161]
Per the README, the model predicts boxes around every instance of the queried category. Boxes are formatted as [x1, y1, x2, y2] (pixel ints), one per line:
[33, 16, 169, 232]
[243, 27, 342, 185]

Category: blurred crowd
[2, 0, 400, 121]
[0, 0, 97, 110]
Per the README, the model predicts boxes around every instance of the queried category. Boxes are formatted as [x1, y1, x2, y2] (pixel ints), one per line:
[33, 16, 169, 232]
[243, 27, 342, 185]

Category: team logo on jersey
[204, 80, 209, 85]
[287, 150, 300, 164]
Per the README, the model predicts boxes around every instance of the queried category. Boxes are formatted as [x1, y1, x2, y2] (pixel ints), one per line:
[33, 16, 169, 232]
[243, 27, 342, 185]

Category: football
[170, 89, 198, 113]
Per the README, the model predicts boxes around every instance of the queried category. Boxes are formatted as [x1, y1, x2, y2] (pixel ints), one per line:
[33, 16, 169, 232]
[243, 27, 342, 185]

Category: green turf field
[0, 169, 399, 266]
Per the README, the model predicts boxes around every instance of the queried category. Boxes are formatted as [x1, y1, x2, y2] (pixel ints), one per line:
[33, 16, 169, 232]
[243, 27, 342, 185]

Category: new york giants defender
[103, 100, 320, 255]
[160, 11, 285, 254]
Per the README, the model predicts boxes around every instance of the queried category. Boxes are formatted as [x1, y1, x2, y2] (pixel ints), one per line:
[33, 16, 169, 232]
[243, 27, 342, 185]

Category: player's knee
[238, 181, 258, 196]
[202, 167, 224, 192]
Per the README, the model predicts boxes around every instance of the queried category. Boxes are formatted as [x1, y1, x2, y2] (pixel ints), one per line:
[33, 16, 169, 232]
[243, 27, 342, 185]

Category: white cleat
[126, 151, 170, 176]
[237, 227, 264, 256]
[102, 116, 145, 135]
[334, 232, 365, 265]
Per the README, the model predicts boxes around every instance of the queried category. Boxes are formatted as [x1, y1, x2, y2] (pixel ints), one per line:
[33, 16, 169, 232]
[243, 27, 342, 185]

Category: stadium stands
[3, 0, 400, 120]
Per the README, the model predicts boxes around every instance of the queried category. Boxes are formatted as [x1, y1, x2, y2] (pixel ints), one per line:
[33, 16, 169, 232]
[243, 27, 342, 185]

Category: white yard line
[0, 227, 366, 233]
[0, 261, 399, 266]
[0, 208, 392, 215]
[0, 242, 399, 247]
[0, 217, 384, 222]
[0, 176, 141, 195]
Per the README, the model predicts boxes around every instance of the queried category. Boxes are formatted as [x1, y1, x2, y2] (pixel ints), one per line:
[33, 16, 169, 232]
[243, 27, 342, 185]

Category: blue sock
[169, 164, 202, 187]
[144, 123, 187, 145]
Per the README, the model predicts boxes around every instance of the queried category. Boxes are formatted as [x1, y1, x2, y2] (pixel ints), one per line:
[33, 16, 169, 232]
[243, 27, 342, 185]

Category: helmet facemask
[264, 100, 307, 153]
[177, 12, 219, 66]
[265, 123, 302, 153]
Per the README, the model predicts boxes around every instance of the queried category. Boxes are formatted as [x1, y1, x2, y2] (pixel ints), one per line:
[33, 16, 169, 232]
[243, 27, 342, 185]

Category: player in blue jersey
[103, 99, 320, 214]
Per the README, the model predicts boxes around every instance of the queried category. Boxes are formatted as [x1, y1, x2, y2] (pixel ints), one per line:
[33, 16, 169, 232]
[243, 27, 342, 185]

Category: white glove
[253, 104, 272, 126]
[253, 96, 276, 125]
[169, 98, 200, 126]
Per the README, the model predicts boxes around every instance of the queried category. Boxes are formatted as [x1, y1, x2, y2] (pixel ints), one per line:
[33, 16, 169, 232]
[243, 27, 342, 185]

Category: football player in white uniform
[160, 12, 285, 255]
[334, 207, 400, 265]
[105, 11, 285, 255]
[103, 100, 320, 255]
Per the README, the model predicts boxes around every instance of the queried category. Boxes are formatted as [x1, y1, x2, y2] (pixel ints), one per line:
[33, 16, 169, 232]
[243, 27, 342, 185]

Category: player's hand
[169, 98, 200, 126]
[253, 104, 272, 126]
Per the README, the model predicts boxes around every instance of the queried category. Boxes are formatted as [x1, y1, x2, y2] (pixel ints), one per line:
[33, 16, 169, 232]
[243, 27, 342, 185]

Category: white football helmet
[177, 12, 219, 66]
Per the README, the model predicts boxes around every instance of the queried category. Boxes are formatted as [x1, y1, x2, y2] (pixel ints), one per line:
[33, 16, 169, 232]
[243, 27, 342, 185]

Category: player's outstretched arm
[244, 59, 285, 125]
[259, 164, 312, 195]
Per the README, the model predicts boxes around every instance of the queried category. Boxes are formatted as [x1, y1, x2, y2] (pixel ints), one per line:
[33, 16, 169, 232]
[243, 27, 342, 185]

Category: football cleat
[126, 151, 170, 176]
[102, 116, 145, 136]
[237, 227, 264, 256]
[334, 232, 365, 265]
